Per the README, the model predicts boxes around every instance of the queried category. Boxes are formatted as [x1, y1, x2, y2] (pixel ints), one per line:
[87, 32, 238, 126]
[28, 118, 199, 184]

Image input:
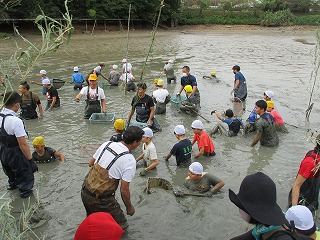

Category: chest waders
[83, 142, 130, 198]
[135, 96, 151, 123]
[0, 114, 34, 192]
[84, 87, 101, 119]
[20, 92, 38, 120]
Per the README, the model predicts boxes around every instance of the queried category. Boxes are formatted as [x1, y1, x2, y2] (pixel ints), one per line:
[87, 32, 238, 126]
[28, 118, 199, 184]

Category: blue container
[89, 113, 115, 124]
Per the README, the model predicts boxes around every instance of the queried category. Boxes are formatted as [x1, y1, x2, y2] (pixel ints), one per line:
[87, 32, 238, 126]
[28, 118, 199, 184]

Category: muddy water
[0, 27, 319, 239]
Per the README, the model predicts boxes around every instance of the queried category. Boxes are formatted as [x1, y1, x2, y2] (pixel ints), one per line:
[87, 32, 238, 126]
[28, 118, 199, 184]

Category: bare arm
[101, 99, 106, 113]
[75, 93, 83, 102]
[127, 108, 134, 123]
[120, 180, 135, 216]
[291, 174, 306, 206]
[146, 159, 159, 171]
[215, 111, 223, 121]
[210, 181, 225, 193]
[233, 79, 240, 90]
[147, 106, 155, 126]
[164, 152, 173, 161]
[38, 103, 44, 118]
[178, 85, 184, 94]
[100, 73, 108, 81]
[250, 133, 261, 147]
[191, 85, 197, 95]
[136, 153, 144, 162]
[49, 97, 56, 109]
[194, 147, 204, 158]
[88, 157, 95, 167]
[17, 137, 32, 160]
[54, 151, 65, 162]
[31, 81, 44, 86]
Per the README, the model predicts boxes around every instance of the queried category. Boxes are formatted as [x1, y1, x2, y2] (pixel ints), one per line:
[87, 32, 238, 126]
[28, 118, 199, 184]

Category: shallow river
[0, 26, 320, 239]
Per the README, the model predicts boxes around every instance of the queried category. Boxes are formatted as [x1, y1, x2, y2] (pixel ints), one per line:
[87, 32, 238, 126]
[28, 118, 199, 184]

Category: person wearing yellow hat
[202, 71, 220, 82]
[266, 101, 288, 133]
[180, 85, 199, 115]
[32, 136, 65, 163]
[110, 119, 125, 142]
[152, 79, 170, 115]
[76, 73, 106, 119]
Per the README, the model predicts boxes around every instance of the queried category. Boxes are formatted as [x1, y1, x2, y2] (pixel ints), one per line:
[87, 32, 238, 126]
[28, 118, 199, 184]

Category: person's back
[256, 112, 279, 147]
[171, 138, 192, 166]
[109, 70, 120, 86]
[164, 63, 174, 78]
[72, 72, 84, 84]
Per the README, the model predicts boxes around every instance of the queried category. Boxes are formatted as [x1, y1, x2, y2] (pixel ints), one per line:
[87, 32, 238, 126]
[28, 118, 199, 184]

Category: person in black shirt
[43, 78, 60, 110]
[110, 119, 125, 142]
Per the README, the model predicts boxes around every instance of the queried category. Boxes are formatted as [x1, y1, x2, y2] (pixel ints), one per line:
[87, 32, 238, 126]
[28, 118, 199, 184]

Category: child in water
[110, 119, 125, 142]
[266, 101, 288, 133]
[32, 136, 65, 163]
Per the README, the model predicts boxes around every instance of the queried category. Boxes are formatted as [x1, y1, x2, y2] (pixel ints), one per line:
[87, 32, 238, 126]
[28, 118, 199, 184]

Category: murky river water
[0, 26, 319, 239]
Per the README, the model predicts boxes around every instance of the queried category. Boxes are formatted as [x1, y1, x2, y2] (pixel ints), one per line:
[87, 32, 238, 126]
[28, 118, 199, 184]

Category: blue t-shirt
[170, 139, 192, 166]
[222, 118, 243, 134]
[72, 72, 85, 84]
[181, 74, 197, 87]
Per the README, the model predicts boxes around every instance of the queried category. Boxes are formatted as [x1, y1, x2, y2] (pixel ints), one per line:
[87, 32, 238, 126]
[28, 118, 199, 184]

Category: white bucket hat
[142, 127, 153, 138]
[264, 90, 274, 98]
[174, 125, 185, 135]
[40, 70, 47, 75]
[74, 66, 79, 72]
[191, 120, 203, 129]
[189, 162, 203, 175]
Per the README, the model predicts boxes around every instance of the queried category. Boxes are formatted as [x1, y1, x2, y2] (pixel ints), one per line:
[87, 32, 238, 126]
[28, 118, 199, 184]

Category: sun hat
[157, 79, 164, 86]
[229, 172, 287, 226]
[174, 125, 185, 135]
[142, 127, 153, 138]
[74, 212, 123, 240]
[184, 85, 193, 93]
[266, 101, 274, 109]
[189, 162, 203, 175]
[42, 78, 50, 85]
[191, 120, 203, 130]
[74, 66, 79, 72]
[32, 136, 45, 146]
[114, 119, 125, 131]
[285, 205, 316, 234]
[88, 74, 98, 81]
[112, 65, 118, 70]
[153, 78, 159, 84]
[39, 70, 47, 75]
[122, 59, 127, 63]
[168, 59, 174, 64]
[264, 91, 275, 99]
[211, 71, 216, 76]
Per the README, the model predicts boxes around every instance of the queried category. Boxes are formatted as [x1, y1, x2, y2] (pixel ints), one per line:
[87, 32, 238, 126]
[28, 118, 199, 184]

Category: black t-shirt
[46, 86, 60, 106]
[131, 94, 154, 108]
[32, 147, 56, 163]
[170, 139, 192, 166]
[109, 133, 123, 142]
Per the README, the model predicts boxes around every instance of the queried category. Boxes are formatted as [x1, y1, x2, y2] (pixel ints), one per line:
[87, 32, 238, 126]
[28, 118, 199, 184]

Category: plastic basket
[170, 95, 187, 109]
[89, 113, 115, 124]
[128, 120, 148, 129]
[52, 79, 65, 89]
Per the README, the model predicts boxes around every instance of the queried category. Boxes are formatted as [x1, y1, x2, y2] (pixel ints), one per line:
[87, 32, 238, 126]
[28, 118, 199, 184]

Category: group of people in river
[0, 58, 319, 240]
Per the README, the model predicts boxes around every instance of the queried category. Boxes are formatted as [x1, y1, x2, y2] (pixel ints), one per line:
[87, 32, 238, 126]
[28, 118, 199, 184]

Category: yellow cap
[157, 79, 164, 86]
[184, 85, 193, 93]
[88, 74, 98, 81]
[32, 136, 45, 146]
[211, 71, 216, 76]
[114, 119, 125, 131]
[266, 101, 274, 109]
[153, 78, 159, 84]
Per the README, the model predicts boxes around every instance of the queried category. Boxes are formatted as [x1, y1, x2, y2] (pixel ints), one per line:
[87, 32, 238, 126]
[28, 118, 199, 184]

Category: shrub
[260, 9, 294, 26]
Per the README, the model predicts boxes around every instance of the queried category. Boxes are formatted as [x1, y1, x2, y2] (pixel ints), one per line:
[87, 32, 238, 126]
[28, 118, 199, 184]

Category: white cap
[264, 90, 274, 98]
[191, 120, 203, 129]
[112, 65, 118, 70]
[142, 127, 153, 138]
[168, 59, 174, 64]
[74, 66, 79, 72]
[189, 162, 203, 175]
[285, 205, 315, 231]
[42, 78, 50, 85]
[122, 59, 127, 63]
[40, 70, 47, 75]
[174, 125, 185, 135]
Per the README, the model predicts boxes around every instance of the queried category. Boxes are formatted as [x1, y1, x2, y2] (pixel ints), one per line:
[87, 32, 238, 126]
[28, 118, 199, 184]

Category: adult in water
[43, 78, 60, 110]
[76, 73, 106, 119]
[127, 83, 161, 132]
[18, 81, 43, 119]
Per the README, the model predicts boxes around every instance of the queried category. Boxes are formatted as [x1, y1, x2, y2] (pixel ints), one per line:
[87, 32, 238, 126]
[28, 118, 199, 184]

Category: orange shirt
[193, 131, 215, 154]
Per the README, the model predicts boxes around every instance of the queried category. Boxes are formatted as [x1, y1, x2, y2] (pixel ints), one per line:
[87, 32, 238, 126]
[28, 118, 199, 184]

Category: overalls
[0, 114, 34, 193]
[20, 92, 38, 119]
[81, 142, 130, 229]
[84, 87, 101, 119]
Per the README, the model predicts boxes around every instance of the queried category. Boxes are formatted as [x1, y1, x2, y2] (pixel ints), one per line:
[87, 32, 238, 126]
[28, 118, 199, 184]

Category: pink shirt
[270, 109, 285, 125]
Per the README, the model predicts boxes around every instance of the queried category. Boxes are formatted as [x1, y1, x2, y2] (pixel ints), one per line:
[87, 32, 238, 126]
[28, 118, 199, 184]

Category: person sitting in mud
[203, 71, 219, 82]
[72, 66, 85, 91]
[136, 127, 158, 176]
[43, 78, 60, 110]
[180, 85, 199, 115]
[152, 79, 170, 115]
[184, 162, 225, 197]
[191, 120, 216, 158]
[164, 125, 192, 167]
[127, 83, 161, 132]
[75, 73, 106, 119]
[243, 107, 258, 134]
[110, 119, 125, 142]
[266, 101, 288, 133]
[249, 100, 279, 147]
[108, 65, 120, 86]
[18, 81, 43, 120]
[120, 71, 136, 92]
[210, 109, 243, 137]
[32, 136, 65, 163]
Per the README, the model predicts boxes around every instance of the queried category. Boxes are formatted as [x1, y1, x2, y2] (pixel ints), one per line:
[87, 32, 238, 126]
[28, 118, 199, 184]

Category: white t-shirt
[122, 63, 132, 73]
[93, 66, 102, 74]
[0, 108, 27, 138]
[120, 73, 135, 84]
[142, 142, 157, 167]
[41, 77, 50, 84]
[80, 86, 105, 100]
[152, 88, 169, 103]
[93, 141, 136, 182]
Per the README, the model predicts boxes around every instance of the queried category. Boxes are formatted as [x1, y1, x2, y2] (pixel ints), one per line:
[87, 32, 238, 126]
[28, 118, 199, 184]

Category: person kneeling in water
[211, 109, 243, 137]
[32, 136, 65, 163]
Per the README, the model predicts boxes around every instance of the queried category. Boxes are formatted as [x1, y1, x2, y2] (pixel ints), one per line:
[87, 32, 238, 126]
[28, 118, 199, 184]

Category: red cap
[74, 212, 124, 240]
